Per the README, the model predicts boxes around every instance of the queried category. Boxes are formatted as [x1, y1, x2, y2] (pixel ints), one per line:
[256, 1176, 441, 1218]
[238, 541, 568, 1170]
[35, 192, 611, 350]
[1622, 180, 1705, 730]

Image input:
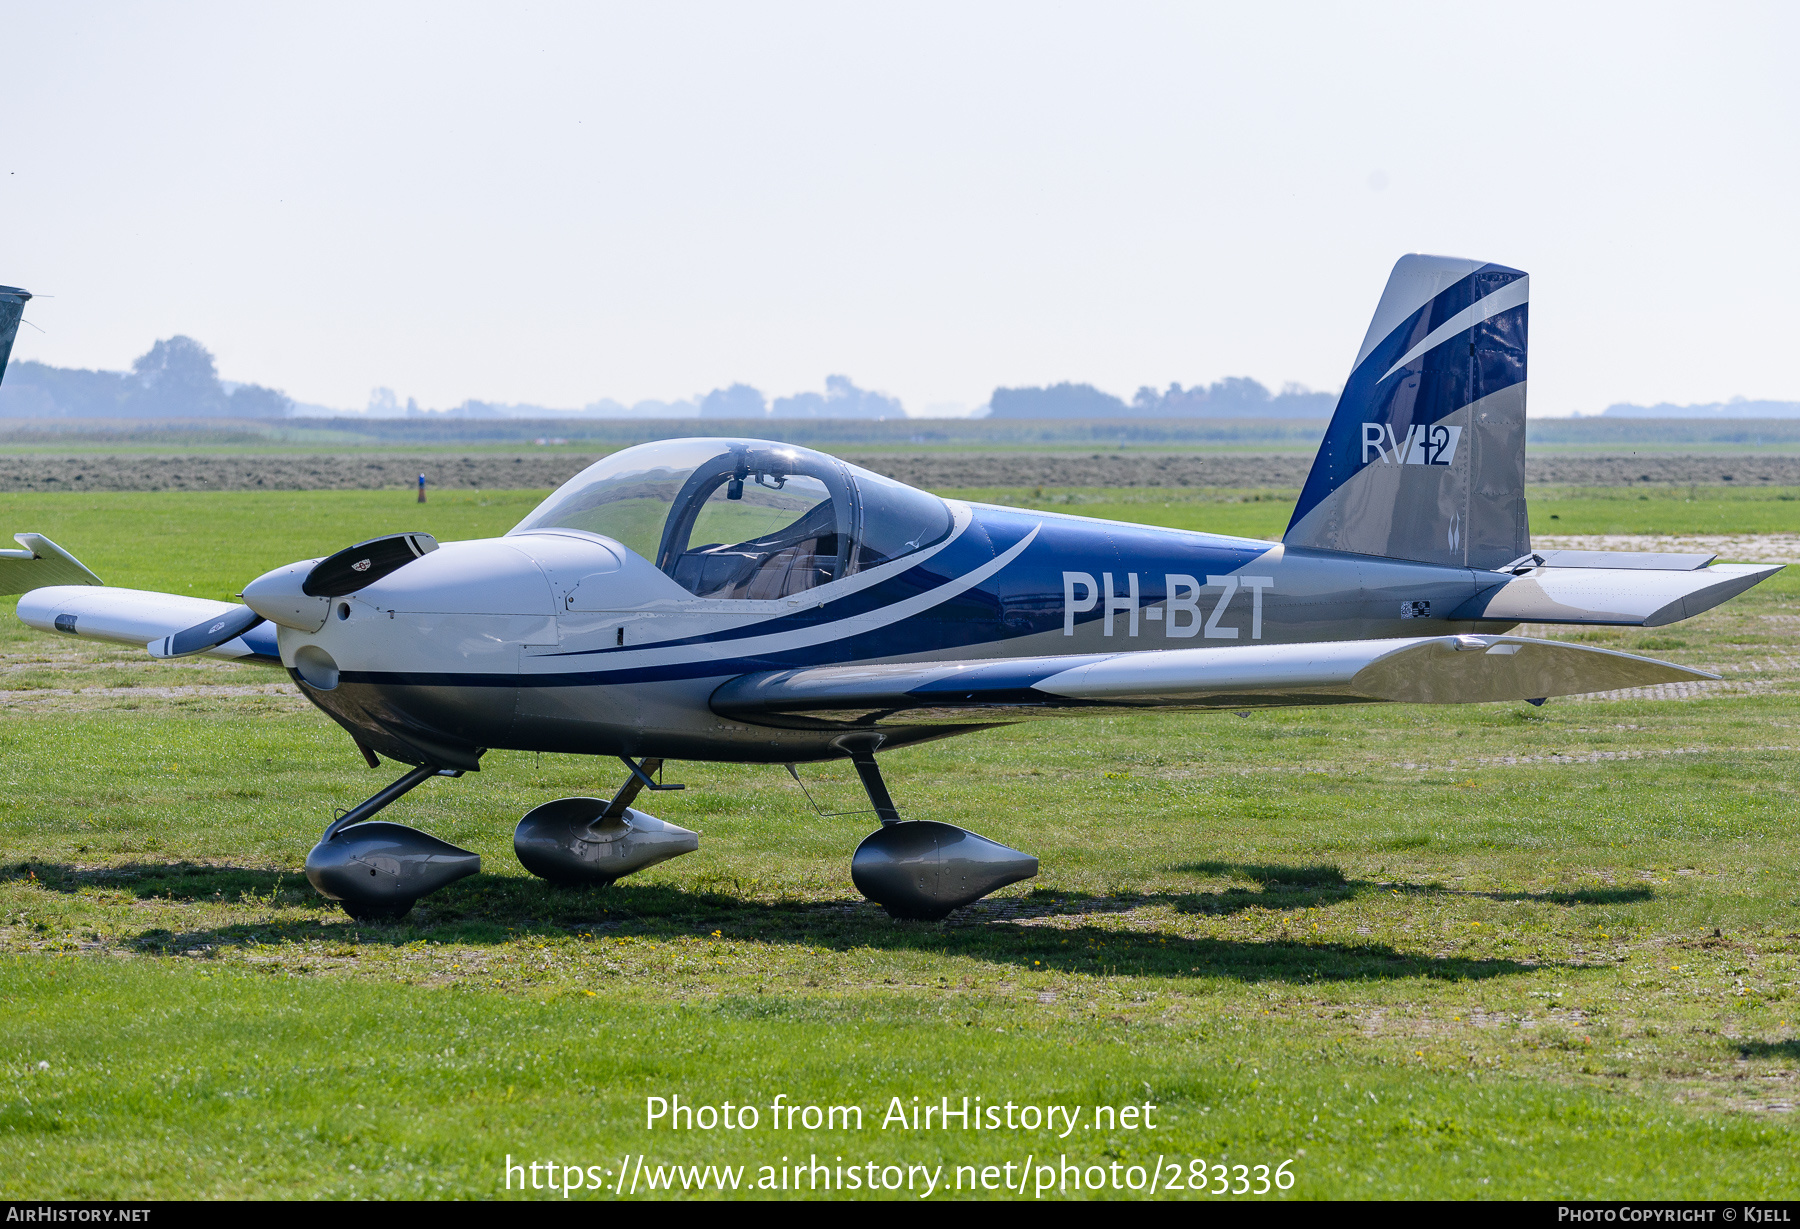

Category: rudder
[1284, 255, 1528, 569]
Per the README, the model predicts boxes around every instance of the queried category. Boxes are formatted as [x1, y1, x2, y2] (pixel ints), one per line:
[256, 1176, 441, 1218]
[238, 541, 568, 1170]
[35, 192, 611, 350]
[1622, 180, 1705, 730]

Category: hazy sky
[3, 2, 1795, 416]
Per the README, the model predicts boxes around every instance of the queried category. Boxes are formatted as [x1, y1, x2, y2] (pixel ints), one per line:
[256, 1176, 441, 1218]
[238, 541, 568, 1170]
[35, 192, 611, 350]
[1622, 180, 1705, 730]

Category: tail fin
[0, 286, 30, 388]
[1284, 255, 1528, 569]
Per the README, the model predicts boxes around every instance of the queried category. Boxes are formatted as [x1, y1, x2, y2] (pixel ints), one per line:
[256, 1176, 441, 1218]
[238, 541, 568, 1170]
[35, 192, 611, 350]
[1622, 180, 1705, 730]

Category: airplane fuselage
[291, 501, 1508, 769]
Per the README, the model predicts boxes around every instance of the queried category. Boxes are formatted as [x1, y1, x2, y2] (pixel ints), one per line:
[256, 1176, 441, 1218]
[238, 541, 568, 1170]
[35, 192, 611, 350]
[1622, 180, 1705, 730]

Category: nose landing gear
[304, 764, 481, 920]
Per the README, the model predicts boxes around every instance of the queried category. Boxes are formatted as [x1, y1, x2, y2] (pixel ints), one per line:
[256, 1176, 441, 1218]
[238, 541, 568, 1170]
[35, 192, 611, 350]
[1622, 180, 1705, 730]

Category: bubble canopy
[510, 438, 953, 600]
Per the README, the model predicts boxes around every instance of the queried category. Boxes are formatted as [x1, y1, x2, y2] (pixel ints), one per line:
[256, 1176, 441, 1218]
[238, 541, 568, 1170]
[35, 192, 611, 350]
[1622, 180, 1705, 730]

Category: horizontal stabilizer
[17, 585, 280, 664]
[1457, 563, 1780, 626]
[0, 534, 103, 596]
[711, 635, 1713, 727]
[1526, 550, 1717, 571]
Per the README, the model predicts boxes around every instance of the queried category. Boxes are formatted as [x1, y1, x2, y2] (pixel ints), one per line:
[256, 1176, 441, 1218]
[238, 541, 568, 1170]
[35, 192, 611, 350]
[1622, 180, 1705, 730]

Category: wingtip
[8, 533, 104, 587]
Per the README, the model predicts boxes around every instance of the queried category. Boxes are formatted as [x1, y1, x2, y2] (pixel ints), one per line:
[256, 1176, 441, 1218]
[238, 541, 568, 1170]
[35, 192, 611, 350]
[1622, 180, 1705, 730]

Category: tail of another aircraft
[1284, 255, 1528, 570]
[0, 286, 30, 388]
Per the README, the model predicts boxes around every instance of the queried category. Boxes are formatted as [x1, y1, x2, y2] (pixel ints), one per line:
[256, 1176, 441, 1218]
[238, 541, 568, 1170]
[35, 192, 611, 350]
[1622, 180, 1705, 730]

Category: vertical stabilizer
[1284, 256, 1528, 569]
[0, 286, 30, 388]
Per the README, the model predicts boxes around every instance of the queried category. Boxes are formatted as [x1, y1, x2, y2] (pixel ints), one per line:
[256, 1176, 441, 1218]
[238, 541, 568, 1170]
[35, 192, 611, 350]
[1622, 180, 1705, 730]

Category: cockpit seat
[672, 545, 829, 601]
[744, 550, 825, 600]
[670, 546, 759, 598]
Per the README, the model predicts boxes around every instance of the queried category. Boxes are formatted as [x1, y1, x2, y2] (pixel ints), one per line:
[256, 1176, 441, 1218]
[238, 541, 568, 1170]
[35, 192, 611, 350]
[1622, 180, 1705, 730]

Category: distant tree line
[2, 334, 1355, 423]
[700, 374, 903, 420]
[988, 378, 1336, 419]
[395, 374, 907, 421]
[0, 336, 292, 418]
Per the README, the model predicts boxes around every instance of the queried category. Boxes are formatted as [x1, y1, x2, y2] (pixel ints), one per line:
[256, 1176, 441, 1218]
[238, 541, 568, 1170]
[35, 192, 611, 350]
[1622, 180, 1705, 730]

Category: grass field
[2, 484, 1799, 1200]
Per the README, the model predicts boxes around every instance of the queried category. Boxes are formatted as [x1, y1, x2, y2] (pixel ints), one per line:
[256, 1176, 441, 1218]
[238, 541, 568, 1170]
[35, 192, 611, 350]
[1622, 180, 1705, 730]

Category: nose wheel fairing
[303, 764, 480, 920]
[306, 821, 480, 919]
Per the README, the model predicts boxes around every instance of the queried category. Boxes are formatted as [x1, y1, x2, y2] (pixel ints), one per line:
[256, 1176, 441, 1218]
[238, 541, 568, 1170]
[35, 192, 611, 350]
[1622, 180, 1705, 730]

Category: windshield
[510, 438, 952, 599]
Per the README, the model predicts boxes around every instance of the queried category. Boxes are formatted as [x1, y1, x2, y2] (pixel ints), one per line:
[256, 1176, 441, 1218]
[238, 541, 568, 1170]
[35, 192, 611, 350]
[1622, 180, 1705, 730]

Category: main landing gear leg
[848, 748, 902, 825]
[304, 765, 481, 921]
[843, 740, 1038, 921]
[513, 756, 699, 886]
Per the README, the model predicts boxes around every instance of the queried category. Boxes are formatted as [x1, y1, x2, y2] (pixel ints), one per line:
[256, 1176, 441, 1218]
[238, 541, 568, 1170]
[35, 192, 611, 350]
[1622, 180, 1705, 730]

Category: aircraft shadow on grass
[1167, 861, 1655, 912]
[5, 858, 1629, 986]
[3, 859, 290, 902]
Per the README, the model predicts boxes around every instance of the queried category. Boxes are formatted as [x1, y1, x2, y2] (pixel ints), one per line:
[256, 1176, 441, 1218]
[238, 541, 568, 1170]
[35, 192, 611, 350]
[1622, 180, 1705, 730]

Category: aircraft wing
[16, 584, 281, 665]
[711, 635, 1716, 727]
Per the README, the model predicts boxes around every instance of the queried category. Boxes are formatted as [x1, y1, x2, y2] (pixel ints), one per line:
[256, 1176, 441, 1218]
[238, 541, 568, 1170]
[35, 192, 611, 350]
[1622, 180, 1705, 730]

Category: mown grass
[0, 486, 1798, 1199]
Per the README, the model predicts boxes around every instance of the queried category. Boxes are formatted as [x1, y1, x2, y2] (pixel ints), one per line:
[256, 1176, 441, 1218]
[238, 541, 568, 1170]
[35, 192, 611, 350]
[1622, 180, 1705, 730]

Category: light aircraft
[0, 261, 1778, 921]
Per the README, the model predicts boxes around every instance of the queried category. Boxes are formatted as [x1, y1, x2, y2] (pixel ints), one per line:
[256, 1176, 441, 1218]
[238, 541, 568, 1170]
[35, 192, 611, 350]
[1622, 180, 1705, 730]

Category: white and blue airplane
[0, 259, 1778, 920]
